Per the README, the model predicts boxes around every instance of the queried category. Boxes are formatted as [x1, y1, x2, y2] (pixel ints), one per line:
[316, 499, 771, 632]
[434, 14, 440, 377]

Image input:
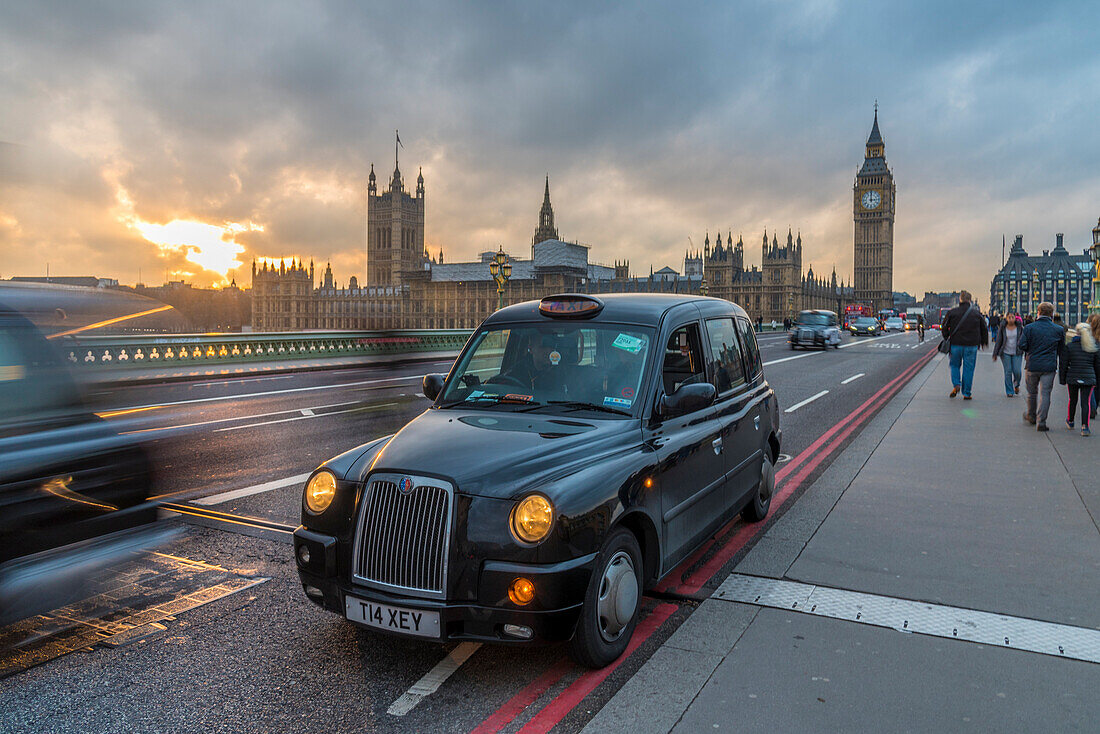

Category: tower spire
[532, 175, 559, 245]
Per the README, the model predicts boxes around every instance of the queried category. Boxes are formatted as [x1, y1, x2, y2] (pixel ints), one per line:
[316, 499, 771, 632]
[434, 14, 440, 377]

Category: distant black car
[849, 316, 881, 336]
[0, 305, 169, 625]
[788, 310, 841, 350]
[295, 294, 781, 667]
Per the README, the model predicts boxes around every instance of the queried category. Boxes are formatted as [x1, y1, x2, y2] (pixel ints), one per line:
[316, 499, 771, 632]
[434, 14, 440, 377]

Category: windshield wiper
[520, 400, 632, 416]
[437, 395, 542, 409]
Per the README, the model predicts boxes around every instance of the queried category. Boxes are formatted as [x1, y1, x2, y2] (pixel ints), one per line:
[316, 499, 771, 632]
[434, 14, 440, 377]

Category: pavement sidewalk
[586, 352, 1100, 732]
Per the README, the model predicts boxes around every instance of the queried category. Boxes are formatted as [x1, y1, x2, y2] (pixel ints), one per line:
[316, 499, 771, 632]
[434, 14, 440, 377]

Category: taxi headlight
[305, 470, 337, 514]
[511, 494, 554, 544]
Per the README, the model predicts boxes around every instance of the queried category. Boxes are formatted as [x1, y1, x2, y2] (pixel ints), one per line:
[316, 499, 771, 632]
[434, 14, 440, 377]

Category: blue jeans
[1000, 353, 1022, 395]
[950, 344, 978, 396]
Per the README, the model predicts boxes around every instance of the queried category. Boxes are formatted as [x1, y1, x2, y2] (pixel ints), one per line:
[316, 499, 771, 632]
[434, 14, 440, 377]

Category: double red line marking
[473, 347, 937, 733]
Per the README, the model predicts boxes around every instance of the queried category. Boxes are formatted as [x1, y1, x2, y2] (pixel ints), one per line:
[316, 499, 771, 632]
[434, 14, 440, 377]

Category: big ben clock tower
[853, 106, 895, 312]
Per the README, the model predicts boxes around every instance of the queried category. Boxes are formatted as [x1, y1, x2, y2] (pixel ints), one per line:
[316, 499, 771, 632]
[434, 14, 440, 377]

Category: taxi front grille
[353, 475, 452, 597]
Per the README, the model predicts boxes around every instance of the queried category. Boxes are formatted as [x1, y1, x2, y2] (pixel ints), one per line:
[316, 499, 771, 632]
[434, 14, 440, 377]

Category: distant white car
[884, 317, 904, 332]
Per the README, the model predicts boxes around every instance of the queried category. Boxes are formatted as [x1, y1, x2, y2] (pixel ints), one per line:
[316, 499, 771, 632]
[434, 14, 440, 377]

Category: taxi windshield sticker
[603, 396, 633, 409]
[612, 333, 646, 354]
[549, 350, 561, 365]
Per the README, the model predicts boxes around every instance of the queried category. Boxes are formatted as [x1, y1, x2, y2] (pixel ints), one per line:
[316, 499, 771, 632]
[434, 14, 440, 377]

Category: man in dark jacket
[941, 290, 989, 400]
[1018, 301, 1065, 431]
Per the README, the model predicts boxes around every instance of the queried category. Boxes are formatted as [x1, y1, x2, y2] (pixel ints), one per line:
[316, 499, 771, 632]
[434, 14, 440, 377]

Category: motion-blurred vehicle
[788, 310, 841, 350]
[294, 294, 781, 668]
[0, 303, 171, 626]
[849, 316, 881, 336]
[884, 317, 905, 332]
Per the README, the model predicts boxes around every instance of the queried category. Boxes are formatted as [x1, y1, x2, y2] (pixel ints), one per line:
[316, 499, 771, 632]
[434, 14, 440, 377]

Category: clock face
[861, 190, 881, 210]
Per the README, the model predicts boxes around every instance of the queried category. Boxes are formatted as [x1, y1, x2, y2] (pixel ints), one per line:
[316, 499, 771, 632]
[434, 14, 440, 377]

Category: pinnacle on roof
[866, 106, 884, 147]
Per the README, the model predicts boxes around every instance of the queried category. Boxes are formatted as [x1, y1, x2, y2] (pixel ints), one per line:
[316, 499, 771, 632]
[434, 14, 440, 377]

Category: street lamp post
[699, 278, 709, 297]
[1091, 217, 1100, 316]
[488, 246, 512, 311]
[1031, 268, 1039, 318]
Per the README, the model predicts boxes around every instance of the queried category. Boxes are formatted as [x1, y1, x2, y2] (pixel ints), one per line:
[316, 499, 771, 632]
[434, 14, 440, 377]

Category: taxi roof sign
[538, 294, 604, 318]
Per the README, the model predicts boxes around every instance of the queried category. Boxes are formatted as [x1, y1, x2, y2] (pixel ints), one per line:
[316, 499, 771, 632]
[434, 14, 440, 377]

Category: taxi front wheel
[569, 528, 642, 668]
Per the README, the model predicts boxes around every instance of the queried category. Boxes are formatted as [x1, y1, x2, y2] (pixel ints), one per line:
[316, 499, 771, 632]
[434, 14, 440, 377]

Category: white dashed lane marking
[841, 373, 865, 384]
[784, 390, 829, 413]
[387, 642, 482, 716]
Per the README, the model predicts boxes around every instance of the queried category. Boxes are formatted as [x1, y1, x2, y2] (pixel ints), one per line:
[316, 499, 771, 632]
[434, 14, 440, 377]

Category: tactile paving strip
[1, 552, 267, 677]
[718, 574, 1100, 664]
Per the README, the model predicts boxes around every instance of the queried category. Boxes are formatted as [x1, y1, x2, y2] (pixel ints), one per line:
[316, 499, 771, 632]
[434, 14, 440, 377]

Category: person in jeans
[989, 313, 1001, 343]
[941, 290, 988, 400]
[1018, 301, 1065, 432]
[992, 311, 1023, 397]
[1059, 321, 1100, 437]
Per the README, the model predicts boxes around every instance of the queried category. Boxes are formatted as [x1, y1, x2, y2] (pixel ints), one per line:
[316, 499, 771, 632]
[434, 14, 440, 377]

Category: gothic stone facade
[853, 109, 896, 313]
[252, 169, 850, 332]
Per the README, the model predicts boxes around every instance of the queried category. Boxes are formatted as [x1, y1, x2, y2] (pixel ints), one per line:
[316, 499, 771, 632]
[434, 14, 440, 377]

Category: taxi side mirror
[423, 373, 445, 401]
[659, 382, 716, 417]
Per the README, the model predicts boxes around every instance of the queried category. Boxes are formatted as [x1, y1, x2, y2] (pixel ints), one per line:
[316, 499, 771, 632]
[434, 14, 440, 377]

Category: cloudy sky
[2, 1, 1098, 296]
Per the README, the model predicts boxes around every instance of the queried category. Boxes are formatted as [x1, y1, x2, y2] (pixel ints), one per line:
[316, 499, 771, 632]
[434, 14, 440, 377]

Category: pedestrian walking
[1059, 322, 1100, 436]
[1090, 313, 1100, 420]
[989, 313, 1001, 343]
[756, 315, 763, 332]
[941, 290, 988, 400]
[1018, 302, 1065, 432]
[992, 310, 1022, 397]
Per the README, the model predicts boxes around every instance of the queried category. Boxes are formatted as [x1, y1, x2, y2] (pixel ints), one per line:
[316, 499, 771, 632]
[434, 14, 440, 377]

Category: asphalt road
[2, 329, 939, 734]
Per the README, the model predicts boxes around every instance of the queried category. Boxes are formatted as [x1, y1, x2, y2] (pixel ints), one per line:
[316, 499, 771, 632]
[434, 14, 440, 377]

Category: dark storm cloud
[1, 1, 1099, 292]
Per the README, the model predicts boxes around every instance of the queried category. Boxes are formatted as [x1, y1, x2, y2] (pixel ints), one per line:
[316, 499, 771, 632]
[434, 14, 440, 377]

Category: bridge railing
[57, 330, 474, 370]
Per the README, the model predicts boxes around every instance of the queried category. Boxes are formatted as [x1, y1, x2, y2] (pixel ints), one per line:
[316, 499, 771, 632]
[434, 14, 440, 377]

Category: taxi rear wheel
[742, 454, 774, 522]
[569, 527, 642, 668]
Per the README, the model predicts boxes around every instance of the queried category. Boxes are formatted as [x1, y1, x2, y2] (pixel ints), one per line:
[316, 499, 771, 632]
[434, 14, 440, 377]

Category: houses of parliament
[251, 115, 894, 331]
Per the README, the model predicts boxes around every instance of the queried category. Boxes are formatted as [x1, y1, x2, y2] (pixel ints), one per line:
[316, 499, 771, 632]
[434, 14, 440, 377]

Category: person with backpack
[1018, 302, 1065, 432]
[940, 290, 988, 400]
[1059, 321, 1100, 437]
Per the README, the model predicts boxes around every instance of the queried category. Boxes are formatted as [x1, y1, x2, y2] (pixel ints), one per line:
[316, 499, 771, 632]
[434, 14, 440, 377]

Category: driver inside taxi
[497, 333, 561, 391]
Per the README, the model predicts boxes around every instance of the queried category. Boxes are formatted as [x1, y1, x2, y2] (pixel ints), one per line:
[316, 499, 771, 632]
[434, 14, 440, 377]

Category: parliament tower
[853, 108, 895, 312]
[366, 142, 425, 287]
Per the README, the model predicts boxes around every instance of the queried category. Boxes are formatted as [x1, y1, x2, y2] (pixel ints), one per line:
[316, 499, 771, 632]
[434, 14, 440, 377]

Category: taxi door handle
[712, 437, 723, 455]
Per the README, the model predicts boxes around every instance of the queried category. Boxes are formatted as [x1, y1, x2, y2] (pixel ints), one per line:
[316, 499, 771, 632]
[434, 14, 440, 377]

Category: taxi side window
[735, 317, 762, 379]
[662, 324, 705, 395]
[704, 318, 746, 395]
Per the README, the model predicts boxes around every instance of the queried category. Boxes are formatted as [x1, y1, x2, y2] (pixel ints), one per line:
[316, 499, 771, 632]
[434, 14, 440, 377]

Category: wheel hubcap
[596, 551, 638, 643]
[759, 459, 775, 502]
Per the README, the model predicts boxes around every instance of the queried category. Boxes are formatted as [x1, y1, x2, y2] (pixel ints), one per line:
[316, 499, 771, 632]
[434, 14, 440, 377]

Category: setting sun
[128, 218, 262, 283]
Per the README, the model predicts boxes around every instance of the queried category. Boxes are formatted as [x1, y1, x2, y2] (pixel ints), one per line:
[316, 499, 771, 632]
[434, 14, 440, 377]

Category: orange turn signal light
[509, 577, 535, 605]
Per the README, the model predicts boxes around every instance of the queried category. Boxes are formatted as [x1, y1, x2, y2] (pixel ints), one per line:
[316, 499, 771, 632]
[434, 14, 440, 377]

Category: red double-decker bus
[844, 303, 873, 326]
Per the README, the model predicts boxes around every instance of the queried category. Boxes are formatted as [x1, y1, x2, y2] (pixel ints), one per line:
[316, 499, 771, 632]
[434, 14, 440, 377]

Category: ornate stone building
[701, 229, 848, 320]
[252, 167, 851, 331]
[853, 108, 896, 313]
[990, 232, 1095, 322]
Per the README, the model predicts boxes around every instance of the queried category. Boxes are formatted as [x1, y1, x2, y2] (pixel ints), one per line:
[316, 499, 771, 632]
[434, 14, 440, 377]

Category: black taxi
[294, 294, 781, 667]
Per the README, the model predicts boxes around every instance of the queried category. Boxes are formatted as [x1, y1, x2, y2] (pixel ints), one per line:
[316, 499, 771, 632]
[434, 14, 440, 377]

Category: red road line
[672, 347, 936, 595]
[656, 347, 935, 593]
[471, 657, 575, 734]
[516, 603, 678, 734]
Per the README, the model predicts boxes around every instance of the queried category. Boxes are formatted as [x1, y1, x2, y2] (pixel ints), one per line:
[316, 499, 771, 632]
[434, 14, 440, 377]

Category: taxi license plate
[345, 595, 440, 638]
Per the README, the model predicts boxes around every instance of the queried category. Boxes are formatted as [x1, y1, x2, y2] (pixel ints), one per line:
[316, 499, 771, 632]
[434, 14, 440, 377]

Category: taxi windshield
[438, 323, 654, 416]
[854, 317, 878, 326]
[796, 313, 831, 326]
